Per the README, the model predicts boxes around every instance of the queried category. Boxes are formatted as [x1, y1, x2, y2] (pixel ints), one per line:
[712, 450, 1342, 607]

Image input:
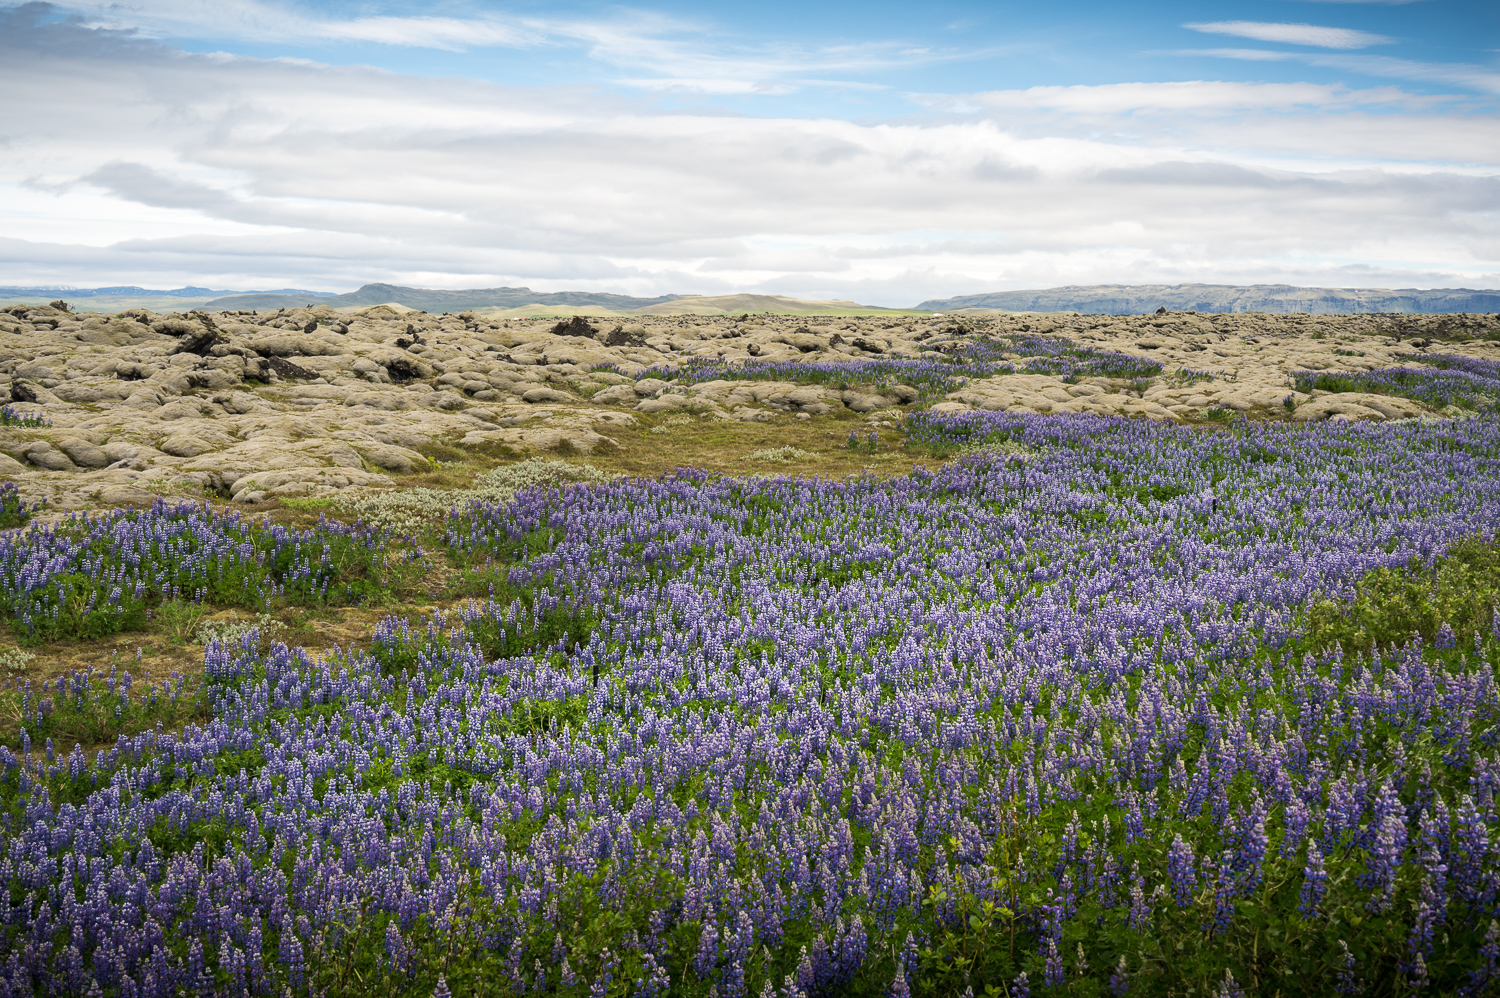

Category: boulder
[1292, 398, 1384, 422]
[417, 390, 463, 410]
[187, 368, 242, 392]
[247, 333, 343, 357]
[93, 485, 159, 506]
[159, 433, 216, 457]
[122, 388, 166, 410]
[591, 384, 639, 405]
[1354, 395, 1425, 420]
[361, 445, 428, 474]
[522, 387, 571, 404]
[151, 317, 207, 338]
[114, 362, 160, 381]
[102, 441, 157, 467]
[228, 466, 393, 501]
[171, 324, 222, 356]
[636, 396, 683, 414]
[53, 382, 134, 403]
[213, 391, 264, 414]
[156, 399, 211, 420]
[378, 353, 432, 383]
[57, 437, 109, 468]
[24, 442, 75, 471]
[841, 391, 889, 413]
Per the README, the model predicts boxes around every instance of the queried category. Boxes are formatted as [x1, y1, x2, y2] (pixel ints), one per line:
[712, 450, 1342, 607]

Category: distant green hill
[628, 294, 914, 316]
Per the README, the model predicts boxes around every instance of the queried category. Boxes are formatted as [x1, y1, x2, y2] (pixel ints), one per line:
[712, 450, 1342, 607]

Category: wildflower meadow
[2, 354, 1500, 996]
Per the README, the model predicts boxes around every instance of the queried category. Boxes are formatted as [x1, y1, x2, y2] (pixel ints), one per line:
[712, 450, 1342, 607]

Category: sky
[0, 0, 1497, 305]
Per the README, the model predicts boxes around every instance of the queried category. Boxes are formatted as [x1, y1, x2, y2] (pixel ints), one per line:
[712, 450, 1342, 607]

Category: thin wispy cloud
[1175, 47, 1305, 62]
[965, 81, 1424, 114]
[66, 0, 536, 49]
[1188, 47, 1500, 96]
[1184, 20, 1393, 50]
[49, 0, 979, 95]
[1306, 54, 1500, 96]
[316, 15, 539, 51]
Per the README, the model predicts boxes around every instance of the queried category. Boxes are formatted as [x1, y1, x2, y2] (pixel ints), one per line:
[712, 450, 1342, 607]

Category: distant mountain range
[0, 285, 332, 299]
[7, 281, 1498, 316]
[917, 283, 1500, 315]
[205, 283, 680, 312]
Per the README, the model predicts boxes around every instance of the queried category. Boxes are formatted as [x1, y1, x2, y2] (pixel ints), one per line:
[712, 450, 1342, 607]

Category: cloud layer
[1, 5, 1497, 303]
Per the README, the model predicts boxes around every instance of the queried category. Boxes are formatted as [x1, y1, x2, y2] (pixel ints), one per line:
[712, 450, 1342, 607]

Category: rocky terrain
[1, 300, 1497, 511]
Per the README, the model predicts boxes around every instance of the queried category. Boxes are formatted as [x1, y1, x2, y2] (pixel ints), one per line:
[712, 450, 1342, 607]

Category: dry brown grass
[581, 410, 940, 479]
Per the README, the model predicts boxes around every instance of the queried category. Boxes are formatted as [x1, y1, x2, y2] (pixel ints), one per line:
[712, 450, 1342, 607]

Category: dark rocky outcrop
[603, 325, 646, 347]
[550, 317, 599, 339]
[266, 356, 318, 380]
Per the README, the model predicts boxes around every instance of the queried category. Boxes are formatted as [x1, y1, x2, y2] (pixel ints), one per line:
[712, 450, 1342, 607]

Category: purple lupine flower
[694, 923, 720, 982]
[1459, 921, 1500, 997]
[1409, 953, 1429, 992]
[1168, 835, 1197, 907]
[590, 949, 615, 998]
[1044, 935, 1064, 990]
[1365, 813, 1407, 913]
[1335, 941, 1360, 996]
[636, 952, 671, 998]
[1300, 842, 1327, 917]
[890, 962, 911, 998]
[1215, 970, 1245, 998]
[1128, 865, 1151, 931]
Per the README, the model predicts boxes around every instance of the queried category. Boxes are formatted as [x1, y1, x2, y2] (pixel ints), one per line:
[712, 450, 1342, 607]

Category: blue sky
[1, 0, 1496, 303]
[157, 0, 1498, 112]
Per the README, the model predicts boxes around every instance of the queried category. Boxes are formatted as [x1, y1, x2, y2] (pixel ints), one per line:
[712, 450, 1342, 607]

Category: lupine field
[1294, 353, 1500, 414]
[638, 333, 1170, 401]
[4, 344, 1500, 996]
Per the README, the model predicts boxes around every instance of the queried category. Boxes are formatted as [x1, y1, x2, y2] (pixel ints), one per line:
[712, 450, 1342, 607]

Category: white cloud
[63, 0, 540, 50]
[1305, 54, 1500, 95]
[1186, 47, 1500, 96]
[1172, 47, 1300, 63]
[1184, 20, 1393, 50]
[963, 80, 1423, 114]
[0, 9, 1496, 303]
[318, 16, 538, 50]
